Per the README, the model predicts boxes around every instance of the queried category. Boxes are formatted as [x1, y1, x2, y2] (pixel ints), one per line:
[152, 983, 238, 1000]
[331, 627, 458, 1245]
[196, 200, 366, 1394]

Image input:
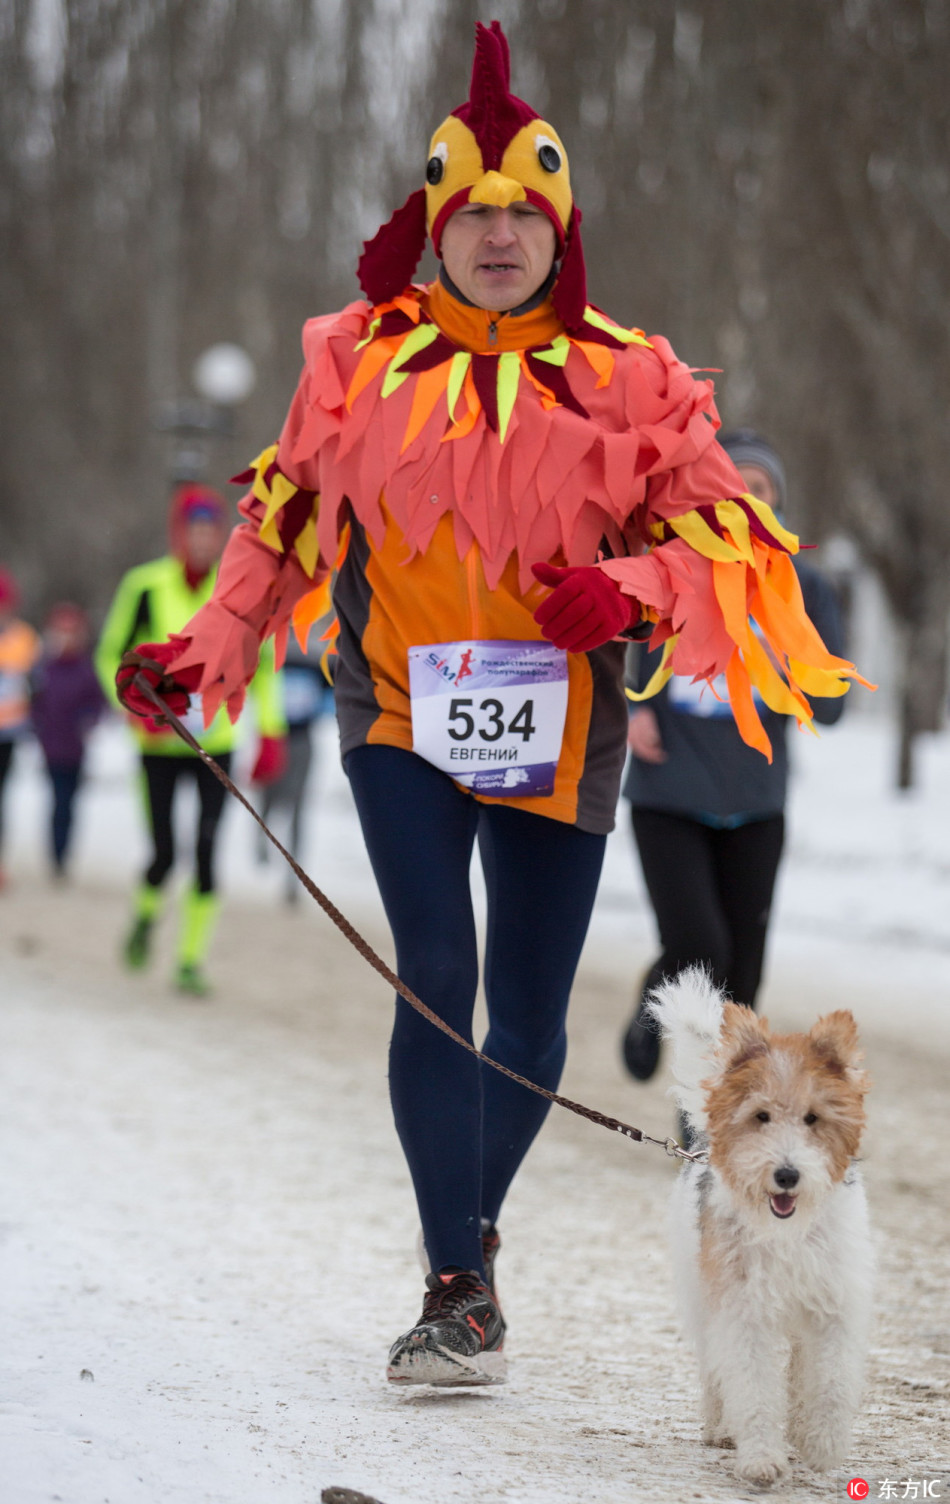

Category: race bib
[408, 640, 568, 797]
[668, 672, 735, 718]
[668, 630, 767, 719]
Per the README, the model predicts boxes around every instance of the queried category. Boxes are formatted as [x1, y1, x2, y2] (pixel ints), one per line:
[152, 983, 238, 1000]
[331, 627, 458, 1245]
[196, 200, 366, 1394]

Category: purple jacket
[31, 653, 105, 766]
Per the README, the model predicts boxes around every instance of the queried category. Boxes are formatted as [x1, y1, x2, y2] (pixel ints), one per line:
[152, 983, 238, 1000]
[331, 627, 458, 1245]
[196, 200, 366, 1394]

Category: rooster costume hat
[134, 21, 869, 831]
[358, 20, 586, 329]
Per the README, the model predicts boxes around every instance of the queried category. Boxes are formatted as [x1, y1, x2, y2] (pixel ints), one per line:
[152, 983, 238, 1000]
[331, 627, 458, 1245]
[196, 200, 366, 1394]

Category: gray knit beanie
[718, 429, 787, 513]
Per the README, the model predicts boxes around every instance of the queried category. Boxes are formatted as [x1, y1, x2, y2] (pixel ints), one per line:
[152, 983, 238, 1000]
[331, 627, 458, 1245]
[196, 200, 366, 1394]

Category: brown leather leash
[129, 665, 705, 1163]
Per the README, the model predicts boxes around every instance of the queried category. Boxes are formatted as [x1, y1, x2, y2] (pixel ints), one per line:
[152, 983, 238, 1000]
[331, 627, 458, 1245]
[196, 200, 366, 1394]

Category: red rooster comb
[452, 21, 538, 170]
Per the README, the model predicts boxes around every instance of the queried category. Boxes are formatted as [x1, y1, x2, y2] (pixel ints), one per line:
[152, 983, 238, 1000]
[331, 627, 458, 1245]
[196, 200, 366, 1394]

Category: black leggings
[47, 762, 82, 866]
[0, 740, 13, 854]
[631, 806, 785, 1010]
[141, 752, 231, 893]
[346, 744, 606, 1278]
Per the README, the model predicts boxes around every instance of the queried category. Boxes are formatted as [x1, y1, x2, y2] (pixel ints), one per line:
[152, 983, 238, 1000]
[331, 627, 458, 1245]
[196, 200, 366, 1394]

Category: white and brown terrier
[648, 967, 872, 1487]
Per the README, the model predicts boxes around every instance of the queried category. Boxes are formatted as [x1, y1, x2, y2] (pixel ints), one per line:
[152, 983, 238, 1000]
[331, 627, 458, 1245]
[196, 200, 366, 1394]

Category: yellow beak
[468, 172, 527, 208]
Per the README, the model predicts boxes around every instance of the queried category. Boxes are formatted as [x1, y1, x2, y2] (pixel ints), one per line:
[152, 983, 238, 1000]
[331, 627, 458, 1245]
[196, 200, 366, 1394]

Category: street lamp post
[155, 343, 258, 483]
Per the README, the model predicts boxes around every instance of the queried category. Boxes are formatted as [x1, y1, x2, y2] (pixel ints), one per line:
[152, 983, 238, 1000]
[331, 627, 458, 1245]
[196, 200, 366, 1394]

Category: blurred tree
[0, 0, 451, 603]
[1, 0, 947, 783]
[773, 0, 950, 789]
[503, 0, 950, 786]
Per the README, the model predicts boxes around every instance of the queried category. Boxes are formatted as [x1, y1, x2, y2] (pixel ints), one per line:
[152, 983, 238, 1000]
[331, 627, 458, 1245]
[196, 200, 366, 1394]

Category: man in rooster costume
[118, 23, 867, 1386]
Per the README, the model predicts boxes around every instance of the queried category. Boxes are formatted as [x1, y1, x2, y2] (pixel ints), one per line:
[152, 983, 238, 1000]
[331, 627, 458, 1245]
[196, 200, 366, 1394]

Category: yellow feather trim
[625, 635, 678, 701]
[664, 496, 798, 567]
[446, 351, 471, 423]
[245, 443, 322, 576]
[497, 351, 522, 441]
[740, 493, 800, 553]
[380, 322, 440, 398]
[668, 509, 749, 564]
[713, 501, 756, 566]
[787, 659, 852, 698]
[249, 443, 279, 506]
[582, 307, 653, 348]
[532, 334, 571, 368]
[294, 509, 320, 577]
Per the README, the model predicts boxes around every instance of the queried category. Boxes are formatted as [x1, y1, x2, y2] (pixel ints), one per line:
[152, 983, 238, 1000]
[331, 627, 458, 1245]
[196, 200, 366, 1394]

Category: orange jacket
[170, 279, 865, 831]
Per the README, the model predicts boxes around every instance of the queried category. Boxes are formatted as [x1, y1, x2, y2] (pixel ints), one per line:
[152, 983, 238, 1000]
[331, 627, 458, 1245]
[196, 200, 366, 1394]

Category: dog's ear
[719, 1002, 770, 1069]
[809, 1010, 866, 1074]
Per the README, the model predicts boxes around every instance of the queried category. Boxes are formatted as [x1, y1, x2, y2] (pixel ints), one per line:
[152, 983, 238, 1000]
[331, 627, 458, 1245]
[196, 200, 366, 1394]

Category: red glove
[251, 735, 288, 785]
[116, 638, 201, 725]
[532, 563, 641, 652]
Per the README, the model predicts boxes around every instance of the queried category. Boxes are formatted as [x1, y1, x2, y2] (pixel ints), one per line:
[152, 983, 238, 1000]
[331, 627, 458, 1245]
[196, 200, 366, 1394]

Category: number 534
[447, 697, 536, 743]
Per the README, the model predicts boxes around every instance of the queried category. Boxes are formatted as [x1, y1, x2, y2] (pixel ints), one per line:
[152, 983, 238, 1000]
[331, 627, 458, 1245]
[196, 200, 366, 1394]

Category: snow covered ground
[2, 708, 948, 1503]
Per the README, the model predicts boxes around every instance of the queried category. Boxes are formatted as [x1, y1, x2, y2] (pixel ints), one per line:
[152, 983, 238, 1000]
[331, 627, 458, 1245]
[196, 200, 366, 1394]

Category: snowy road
[2, 716, 949, 1503]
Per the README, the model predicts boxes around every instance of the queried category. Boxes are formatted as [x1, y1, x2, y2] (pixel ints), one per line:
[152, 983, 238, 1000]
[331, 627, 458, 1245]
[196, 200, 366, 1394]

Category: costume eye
[426, 142, 448, 185]
[535, 133, 561, 173]
[804, 1112, 818, 1125]
[755, 1111, 771, 1123]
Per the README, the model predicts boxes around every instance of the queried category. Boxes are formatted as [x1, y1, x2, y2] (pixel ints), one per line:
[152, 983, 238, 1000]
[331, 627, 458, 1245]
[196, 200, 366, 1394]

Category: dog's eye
[755, 1110, 771, 1123]
[803, 1112, 818, 1125]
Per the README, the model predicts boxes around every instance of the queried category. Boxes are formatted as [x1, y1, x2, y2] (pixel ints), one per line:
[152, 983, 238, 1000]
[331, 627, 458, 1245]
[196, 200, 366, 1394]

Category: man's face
[183, 519, 224, 573]
[737, 462, 778, 511]
[440, 203, 557, 312]
[45, 618, 88, 658]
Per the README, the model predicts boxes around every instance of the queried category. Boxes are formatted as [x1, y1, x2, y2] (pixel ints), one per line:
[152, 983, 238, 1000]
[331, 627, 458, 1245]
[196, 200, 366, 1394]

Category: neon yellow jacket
[95, 555, 285, 755]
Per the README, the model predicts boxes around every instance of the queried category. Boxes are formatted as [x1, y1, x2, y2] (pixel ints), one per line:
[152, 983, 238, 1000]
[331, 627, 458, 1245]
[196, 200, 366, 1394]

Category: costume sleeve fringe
[601, 495, 874, 760]
[232, 444, 324, 579]
[167, 451, 333, 727]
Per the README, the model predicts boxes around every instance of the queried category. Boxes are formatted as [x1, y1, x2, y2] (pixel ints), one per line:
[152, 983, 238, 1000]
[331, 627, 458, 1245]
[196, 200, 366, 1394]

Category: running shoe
[480, 1222, 501, 1300]
[621, 995, 662, 1081]
[386, 1270, 506, 1387]
[174, 962, 212, 997]
[123, 917, 153, 970]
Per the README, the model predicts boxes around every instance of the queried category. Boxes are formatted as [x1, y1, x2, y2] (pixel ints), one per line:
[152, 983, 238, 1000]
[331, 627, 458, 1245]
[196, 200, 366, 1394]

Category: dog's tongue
[769, 1192, 797, 1218]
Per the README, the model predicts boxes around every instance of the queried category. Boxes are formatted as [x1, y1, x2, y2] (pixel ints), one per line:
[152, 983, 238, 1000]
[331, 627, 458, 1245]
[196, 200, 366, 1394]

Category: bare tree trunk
[896, 575, 950, 788]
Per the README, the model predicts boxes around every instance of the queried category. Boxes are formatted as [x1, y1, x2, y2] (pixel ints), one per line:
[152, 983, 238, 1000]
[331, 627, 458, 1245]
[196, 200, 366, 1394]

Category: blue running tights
[345, 745, 606, 1279]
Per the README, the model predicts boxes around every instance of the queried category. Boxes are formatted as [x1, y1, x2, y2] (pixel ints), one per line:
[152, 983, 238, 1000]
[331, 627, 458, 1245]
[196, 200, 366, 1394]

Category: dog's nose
[774, 1165, 800, 1190]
